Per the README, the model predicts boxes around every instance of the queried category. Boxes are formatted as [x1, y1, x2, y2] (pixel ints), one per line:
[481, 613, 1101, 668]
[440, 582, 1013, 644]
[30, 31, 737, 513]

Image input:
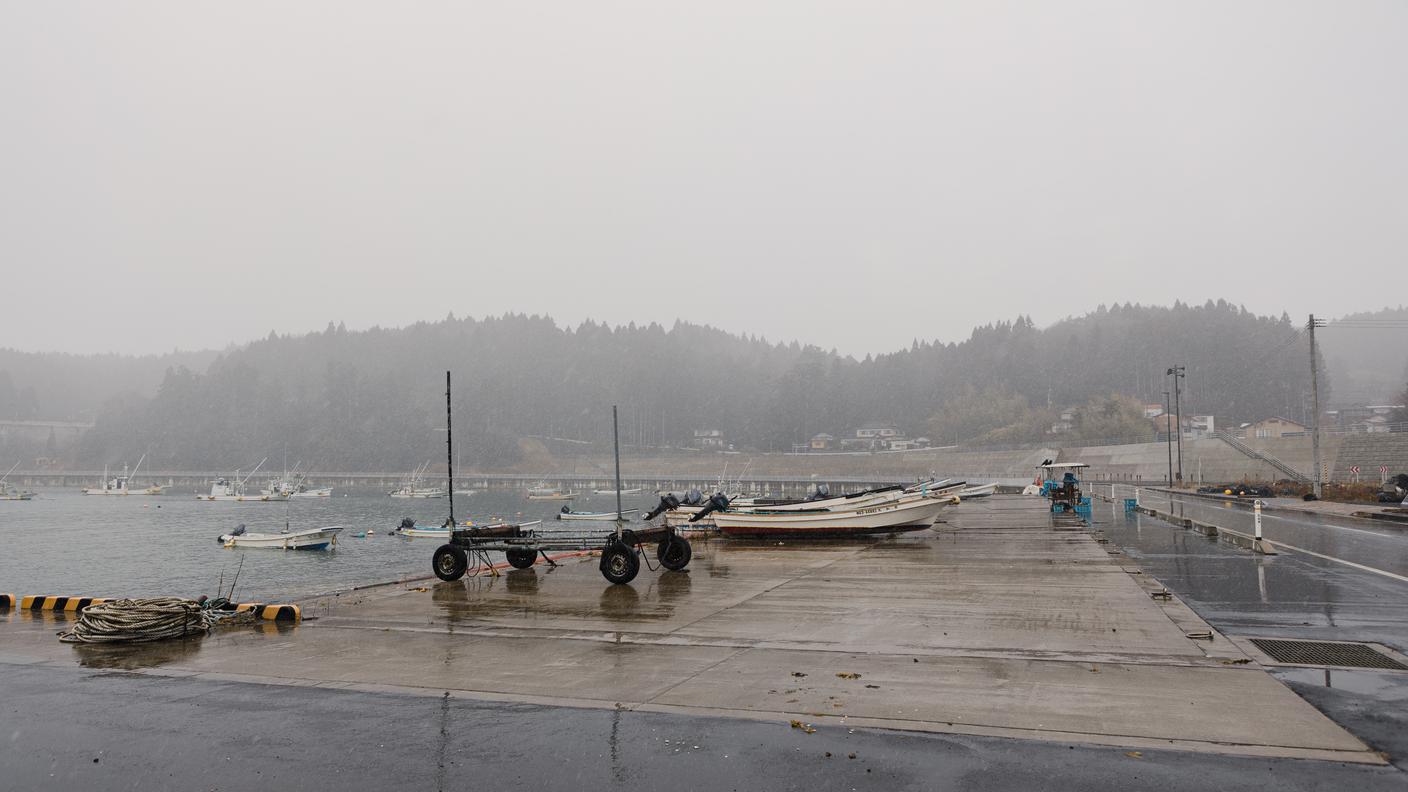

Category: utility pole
[1308, 314, 1325, 498]
[1164, 390, 1173, 487]
[1167, 365, 1185, 484]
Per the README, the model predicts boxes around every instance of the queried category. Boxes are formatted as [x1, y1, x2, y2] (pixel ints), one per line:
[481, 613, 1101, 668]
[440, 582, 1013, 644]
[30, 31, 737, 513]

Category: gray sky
[2, 1, 1404, 357]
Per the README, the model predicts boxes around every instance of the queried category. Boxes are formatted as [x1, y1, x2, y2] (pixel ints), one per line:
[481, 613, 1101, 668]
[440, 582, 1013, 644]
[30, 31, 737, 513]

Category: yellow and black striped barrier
[0, 593, 16, 608]
[231, 602, 301, 622]
[20, 595, 109, 612]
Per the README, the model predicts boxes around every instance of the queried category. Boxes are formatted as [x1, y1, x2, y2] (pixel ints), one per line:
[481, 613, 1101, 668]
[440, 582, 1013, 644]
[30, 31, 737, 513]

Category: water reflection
[72, 637, 203, 669]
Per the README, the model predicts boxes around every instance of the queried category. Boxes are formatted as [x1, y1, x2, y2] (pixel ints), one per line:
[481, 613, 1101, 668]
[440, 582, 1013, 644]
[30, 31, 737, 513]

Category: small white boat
[958, 482, 998, 499]
[453, 489, 478, 496]
[220, 524, 343, 550]
[396, 519, 542, 538]
[83, 456, 165, 496]
[712, 493, 952, 538]
[291, 486, 334, 498]
[556, 507, 639, 521]
[592, 487, 642, 496]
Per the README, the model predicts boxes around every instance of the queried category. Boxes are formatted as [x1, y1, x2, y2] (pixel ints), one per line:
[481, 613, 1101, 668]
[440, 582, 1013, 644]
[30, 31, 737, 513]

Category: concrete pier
[0, 496, 1380, 766]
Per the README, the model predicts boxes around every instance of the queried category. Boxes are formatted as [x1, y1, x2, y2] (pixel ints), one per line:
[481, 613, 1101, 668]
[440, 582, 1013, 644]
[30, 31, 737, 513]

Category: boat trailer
[432, 520, 693, 585]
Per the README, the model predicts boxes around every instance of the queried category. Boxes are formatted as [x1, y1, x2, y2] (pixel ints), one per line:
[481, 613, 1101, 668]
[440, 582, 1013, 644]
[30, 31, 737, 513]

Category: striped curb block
[229, 603, 302, 622]
[19, 595, 109, 612]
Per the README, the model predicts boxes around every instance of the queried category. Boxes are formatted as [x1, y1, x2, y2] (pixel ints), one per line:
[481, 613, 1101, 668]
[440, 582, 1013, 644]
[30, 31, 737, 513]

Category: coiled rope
[58, 597, 248, 644]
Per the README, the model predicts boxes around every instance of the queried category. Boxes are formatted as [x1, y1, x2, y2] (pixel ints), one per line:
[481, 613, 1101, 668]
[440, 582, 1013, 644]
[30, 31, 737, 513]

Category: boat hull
[557, 509, 639, 521]
[713, 496, 951, 538]
[221, 527, 342, 550]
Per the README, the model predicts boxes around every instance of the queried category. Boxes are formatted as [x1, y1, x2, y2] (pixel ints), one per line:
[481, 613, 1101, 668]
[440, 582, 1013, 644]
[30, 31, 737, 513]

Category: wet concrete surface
[1088, 495, 1408, 770]
[4, 496, 1407, 788]
[3, 662, 1403, 792]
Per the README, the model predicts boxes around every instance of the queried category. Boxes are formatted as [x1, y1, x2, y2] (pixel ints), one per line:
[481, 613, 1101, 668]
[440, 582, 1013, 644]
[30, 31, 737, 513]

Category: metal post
[1169, 365, 1185, 484]
[1308, 314, 1324, 499]
[1163, 390, 1173, 487]
[1253, 499, 1263, 540]
[1134, 487, 1140, 508]
[446, 371, 454, 527]
[612, 405, 623, 533]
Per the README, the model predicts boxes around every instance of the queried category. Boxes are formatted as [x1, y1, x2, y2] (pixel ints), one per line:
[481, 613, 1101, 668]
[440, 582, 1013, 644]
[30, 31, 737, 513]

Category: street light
[1166, 365, 1185, 484]
[1163, 390, 1173, 487]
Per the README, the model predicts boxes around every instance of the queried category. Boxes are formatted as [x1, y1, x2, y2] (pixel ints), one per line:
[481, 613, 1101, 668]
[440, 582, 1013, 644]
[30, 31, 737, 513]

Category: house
[1353, 414, 1393, 434]
[847, 421, 907, 451]
[692, 428, 726, 449]
[1143, 404, 1165, 419]
[1330, 405, 1403, 433]
[1189, 415, 1215, 437]
[1049, 409, 1077, 435]
[854, 421, 901, 440]
[1246, 417, 1307, 439]
[809, 433, 835, 451]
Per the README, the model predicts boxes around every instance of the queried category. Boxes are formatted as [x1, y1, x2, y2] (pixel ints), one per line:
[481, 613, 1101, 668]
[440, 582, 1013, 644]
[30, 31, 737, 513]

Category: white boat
[712, 492, 952, 537]
[389, 462, 447, 498]
[396, 519, 542, 538]
[198, 460, 289, 501]
[592, 487, 642, 496]
[291, 486, 334, 498]
[453, 489, 478, 496]
[556, 507, 639, 521]
[0, 462, 36, 500]
[958, 482, 998, 499]
[219, 524, 343, 550]
[83, 455, 165, 496]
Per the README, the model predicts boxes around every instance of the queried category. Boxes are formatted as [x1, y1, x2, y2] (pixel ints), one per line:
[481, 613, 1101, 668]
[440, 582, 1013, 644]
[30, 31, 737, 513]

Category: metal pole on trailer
[446, 371, 454, 527]
[613, 405, 624, 536]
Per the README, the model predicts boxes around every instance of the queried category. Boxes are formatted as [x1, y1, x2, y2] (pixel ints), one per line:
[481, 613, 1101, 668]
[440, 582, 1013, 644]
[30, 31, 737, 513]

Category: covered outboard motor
[561, 504, 571, 513]
[231, 524, 247, 537]
[682, 489, 704, 506]
[391, 517, 414, 535]
[688, 492, 731, 523]
[805, 483, 831, 502]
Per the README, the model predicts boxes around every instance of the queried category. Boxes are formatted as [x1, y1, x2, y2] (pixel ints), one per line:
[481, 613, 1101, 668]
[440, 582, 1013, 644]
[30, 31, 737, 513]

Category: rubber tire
[600, 545, 640, 585]
[656, 537, 692, 571]
[505, 548, 537, 569]
[433, 544, 468, 581]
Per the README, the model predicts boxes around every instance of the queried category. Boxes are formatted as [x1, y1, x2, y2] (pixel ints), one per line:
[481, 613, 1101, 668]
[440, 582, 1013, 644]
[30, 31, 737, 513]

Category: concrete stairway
[1214, 431, 1311, 483]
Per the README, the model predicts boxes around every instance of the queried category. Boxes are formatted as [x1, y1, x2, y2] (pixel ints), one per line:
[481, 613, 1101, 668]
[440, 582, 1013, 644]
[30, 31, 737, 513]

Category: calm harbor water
[0, 488, 651, 602]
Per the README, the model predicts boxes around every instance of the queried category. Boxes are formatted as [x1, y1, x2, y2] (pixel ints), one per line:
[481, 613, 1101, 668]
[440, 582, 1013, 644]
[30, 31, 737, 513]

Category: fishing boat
[82, 455, 165, 495]
[389, 462, 447, 498]
[556, 507, 639, 521]
[198, 460, 288, 501]
[219, 524, 343, 550]
[525, 482, 577, 501]
[958, 482, 998, 499]
[591, 487, 642, 496]
[291, 485, 334, 498]
[0, 462, 36, 498]
[710, 492, 952, 538]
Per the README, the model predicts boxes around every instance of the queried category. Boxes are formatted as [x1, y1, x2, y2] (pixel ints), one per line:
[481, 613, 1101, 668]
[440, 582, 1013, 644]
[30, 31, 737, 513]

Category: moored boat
[83, 455, 165, 496]
[556, 507, 639, 521]
[219, 524, 343, 550]
[0, 462, 36, 500]
[389, 462, 447, 498]
[592, 487, 642, 496]
[958, 482, 998, 499]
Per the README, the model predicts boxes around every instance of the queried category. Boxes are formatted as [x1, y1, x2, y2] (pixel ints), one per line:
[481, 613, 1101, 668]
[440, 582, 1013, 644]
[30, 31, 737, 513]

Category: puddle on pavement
[1272, 667, 1408, 701]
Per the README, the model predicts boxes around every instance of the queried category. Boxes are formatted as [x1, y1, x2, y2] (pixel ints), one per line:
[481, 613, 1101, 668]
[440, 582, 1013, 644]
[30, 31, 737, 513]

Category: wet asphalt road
[1088, 497, 1408, 771]
[1141, 489, 1408, 580]
[2, 663, 1404, 792]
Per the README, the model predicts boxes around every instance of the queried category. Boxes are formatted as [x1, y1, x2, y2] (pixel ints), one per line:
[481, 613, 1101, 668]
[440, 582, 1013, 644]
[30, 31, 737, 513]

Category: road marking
[1260, 540, 1408, 584]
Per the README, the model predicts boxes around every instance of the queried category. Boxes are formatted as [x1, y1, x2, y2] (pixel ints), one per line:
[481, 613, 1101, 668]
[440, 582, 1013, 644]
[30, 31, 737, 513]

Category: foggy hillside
[51, 301, 1338, 471]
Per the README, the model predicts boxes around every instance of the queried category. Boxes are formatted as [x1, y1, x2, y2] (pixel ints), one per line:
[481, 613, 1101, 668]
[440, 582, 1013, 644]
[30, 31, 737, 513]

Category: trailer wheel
[600, 545, 640, 585]
[656, 537, 692, 571]
[505, 548, 537, 569]
[433, 544, 468, 581]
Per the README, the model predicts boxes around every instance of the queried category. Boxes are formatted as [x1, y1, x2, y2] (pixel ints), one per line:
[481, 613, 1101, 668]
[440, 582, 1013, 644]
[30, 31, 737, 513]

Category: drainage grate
[1250, 639, 1408, 671]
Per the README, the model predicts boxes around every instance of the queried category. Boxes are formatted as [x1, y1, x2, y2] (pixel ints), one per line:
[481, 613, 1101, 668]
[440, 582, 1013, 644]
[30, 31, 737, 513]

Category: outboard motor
[561, 504, 571, 513]
[391, 517, 414, 535]
[644, 492, 682, 521]
[688, 492, 731, 523]
[682, 489, 704, 506]
[231, 524, 247, 537]
[805, 483, 831, 502]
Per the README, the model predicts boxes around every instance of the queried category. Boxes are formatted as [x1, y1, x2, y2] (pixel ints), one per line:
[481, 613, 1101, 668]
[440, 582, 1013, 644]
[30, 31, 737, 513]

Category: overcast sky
[2, 2, 1404, 358]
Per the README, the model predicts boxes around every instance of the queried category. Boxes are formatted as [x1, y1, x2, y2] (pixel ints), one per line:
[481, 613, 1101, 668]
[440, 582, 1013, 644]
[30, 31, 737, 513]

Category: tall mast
[446, 370, 455, 526]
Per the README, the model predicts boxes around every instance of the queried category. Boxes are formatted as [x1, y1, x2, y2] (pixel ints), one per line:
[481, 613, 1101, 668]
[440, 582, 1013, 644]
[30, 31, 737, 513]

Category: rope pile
[58, 597, 239, 644]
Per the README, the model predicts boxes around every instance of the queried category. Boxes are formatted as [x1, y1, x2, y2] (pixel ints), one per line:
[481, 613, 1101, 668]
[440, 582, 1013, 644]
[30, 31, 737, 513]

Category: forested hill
[73, 302, 1326, 471]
